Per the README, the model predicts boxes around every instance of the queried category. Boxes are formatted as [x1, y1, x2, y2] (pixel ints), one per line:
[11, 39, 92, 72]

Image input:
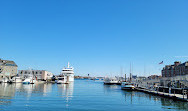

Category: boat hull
[121, 82, 135, 90]
[104, 83, 121, 85]
[121, 87, 135, 90]
[23, 82, 30, 84]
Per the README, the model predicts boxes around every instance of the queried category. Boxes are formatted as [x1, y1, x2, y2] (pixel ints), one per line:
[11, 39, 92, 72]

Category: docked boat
[104, 77, 119, 85]
[23, 78, 31, 84]
[121, 63, 135, 90]
[23, 77, 37, 84]
[61, 62, 74, 82]
[95, 77, 104, 81]
[121, 82, 135, 90]
[56, 77, 69, 84]
[1, 77, 9, 83]
[30, 78, 37, 84]
[12, 77, 22, 83]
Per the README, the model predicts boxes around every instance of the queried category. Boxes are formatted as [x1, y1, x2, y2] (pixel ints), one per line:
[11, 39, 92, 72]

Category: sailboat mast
[68, 62, 70, 68]
[130, 63, 132, 83]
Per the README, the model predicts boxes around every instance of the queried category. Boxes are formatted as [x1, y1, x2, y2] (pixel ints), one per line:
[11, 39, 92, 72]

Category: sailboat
[121, 63, 135, 90]
[23, 69, 37, 84]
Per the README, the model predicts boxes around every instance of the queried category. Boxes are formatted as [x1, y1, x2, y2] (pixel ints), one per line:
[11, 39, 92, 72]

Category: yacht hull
[121, 87, 135, 90]
[104, 83, 120, 85]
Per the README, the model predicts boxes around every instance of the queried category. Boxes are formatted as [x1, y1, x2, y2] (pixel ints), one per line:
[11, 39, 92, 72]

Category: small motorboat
[121, 82, 135, 90]
[23, 76, 37, 84]
[56, 77, 68, 84]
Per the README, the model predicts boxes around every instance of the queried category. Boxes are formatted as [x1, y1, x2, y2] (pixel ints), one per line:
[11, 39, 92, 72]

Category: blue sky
[0, 0, 188, 77]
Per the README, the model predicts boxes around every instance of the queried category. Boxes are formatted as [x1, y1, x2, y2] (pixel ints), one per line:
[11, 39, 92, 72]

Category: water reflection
[103, 84, 188, 111]
[103, 85, 120, 93]
[0, 83, 16, 105]
[0, 83, 54, 101]
[0, 81, 188, 111]
[121, 90, 135, 104]
[14, 83, 53, 99]
[121, 90, 188, 110]
[160, 98, 188, 110]
[57, 82, 74, 107]
[57, 82, 74, 99]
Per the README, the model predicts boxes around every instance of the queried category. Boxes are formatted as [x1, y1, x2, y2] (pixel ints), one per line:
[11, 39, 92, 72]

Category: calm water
[0, 80, 188, 111]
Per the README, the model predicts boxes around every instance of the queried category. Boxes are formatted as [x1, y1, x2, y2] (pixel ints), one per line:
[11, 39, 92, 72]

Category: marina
[0, 80, 188, 111]
[1, 0, 188, 110]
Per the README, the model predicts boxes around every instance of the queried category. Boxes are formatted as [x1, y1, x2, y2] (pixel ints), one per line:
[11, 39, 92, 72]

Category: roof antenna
[68, 62, 70, 68]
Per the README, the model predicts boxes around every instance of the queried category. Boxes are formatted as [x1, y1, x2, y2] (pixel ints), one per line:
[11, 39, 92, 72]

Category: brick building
[162, 61, 188, 77]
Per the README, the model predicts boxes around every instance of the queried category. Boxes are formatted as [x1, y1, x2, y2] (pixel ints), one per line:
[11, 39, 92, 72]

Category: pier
[135, 87, 188, 102]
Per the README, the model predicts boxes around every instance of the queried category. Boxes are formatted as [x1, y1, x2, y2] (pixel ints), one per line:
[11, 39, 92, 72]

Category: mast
[125, 73, 126, 81]
[68, 62, 70, 68]
[130, 63, 132, 83]
[120, 67, 122, 78]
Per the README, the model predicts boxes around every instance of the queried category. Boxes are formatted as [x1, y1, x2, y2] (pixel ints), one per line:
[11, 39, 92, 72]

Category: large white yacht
[62, 62, 74, 82]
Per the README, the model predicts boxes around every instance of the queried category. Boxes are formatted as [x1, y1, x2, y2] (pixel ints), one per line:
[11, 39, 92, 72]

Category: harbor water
[0, 80, 188, 111]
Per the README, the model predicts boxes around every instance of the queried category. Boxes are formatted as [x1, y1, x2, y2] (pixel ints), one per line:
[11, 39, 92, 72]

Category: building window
[40, 71, 42, 74]
[36, 72, 38, 74]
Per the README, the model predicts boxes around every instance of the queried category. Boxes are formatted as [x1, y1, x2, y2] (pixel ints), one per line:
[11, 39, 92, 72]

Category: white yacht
[104, 77, 119, 85]
[62, 62, 74, 82]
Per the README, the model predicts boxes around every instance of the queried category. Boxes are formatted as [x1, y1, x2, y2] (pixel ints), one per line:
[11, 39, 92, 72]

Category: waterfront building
[18, 70, 53, 80]
[0, 59, 18, 78]
[148, 75, 162, 80]
[161, 61, 188, 87]
[162, 61, 188, 77]
[61, 62, 74, 82]
[136, 76, 146, 82]
[132, 75, 137, 79]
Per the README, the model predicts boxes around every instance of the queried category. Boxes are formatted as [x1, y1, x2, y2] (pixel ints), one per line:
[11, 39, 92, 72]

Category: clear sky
[0, 0, 188, 77]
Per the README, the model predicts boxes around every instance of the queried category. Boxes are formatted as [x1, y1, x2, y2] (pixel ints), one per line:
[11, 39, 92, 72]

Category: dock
[135, 87, 188, 102]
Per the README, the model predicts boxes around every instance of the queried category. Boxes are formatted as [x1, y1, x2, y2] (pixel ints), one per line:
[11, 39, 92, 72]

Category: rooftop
[0, 59, 18, 67]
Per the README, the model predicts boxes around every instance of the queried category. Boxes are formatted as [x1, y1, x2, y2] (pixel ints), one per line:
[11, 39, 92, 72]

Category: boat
[94, 77, 104, 81]
[22, 69, 38, 84]
[56, 77, 69, 84]
[104, 77, 119, 85]
[12, 77, 22, 83]
[30, 78, 37, 84]
[61, 62, 74, 82]
[1, 77, 9, 83]
[23, 78, 31, 84]
[121, 82, 135, 90]
[23, 77, 37, 84]
[121, 63, 135, 90]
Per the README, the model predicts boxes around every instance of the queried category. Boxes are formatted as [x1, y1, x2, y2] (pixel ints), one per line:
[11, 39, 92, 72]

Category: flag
[159, 61, 163, 64]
